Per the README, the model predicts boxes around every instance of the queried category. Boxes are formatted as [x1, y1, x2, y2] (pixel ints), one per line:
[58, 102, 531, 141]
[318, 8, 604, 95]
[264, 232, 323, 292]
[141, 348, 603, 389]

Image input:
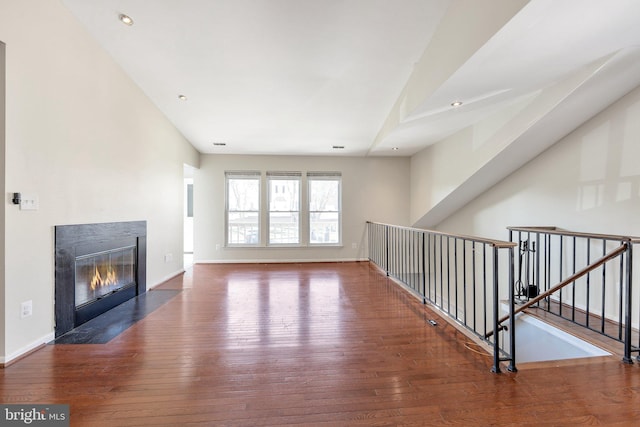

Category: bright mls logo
[1, 405, 69, 426]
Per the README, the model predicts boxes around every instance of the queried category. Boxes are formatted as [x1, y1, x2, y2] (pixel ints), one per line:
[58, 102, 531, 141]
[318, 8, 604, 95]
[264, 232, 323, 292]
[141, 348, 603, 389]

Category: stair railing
[506, 227, 640, 364]
[367, 221, 518, 373]
[485, 242, 627, 336]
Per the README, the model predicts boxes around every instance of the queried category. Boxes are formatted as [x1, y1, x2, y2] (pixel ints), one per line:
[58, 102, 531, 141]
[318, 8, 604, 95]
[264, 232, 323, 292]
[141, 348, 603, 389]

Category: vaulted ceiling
[62, 0, 640, 158]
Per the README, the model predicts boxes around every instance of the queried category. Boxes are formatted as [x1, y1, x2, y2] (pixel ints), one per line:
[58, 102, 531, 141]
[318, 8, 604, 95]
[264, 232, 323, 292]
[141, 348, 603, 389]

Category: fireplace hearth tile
[52, 289, 180, 344]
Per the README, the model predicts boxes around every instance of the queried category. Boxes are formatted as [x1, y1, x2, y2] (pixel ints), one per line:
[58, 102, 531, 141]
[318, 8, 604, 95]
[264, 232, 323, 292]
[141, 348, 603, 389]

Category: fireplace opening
[55, 221, 146, 337]
[75, 245, 136, 308]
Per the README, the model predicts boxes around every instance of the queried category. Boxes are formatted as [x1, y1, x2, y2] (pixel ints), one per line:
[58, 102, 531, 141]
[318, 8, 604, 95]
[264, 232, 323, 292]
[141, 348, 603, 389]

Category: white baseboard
[1, 332, 55, 365]
[195, 258, 368, 264]
[148, 269, 186, 289]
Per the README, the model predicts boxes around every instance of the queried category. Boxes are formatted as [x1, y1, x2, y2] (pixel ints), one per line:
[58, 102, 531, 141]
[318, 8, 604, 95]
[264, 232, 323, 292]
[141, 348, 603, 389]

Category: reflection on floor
[52, 289, 181, 344]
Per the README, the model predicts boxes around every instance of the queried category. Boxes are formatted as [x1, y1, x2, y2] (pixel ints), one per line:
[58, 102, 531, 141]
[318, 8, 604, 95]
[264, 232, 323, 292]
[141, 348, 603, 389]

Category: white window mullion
[300, 174, 309, 245]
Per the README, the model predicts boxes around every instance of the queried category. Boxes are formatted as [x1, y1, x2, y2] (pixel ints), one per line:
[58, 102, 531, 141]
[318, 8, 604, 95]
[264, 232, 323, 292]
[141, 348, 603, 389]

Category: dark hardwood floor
[2, 262, 640, 426]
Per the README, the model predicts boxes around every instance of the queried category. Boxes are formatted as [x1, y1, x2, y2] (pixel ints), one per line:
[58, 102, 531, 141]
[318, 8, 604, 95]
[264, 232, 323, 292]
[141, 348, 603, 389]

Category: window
[225, 170, 341, 247]
[267, 172, 301, 245]
[226, 172, 260, 245]
[308, 172, 341, 245]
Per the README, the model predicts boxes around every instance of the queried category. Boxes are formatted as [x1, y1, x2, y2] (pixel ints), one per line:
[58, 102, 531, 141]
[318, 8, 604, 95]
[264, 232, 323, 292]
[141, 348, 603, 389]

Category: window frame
[225, 171, 261, 247]
[307, 172, 342, 246]
[267, 172, 302, 246]
[224, 170, 342, 248]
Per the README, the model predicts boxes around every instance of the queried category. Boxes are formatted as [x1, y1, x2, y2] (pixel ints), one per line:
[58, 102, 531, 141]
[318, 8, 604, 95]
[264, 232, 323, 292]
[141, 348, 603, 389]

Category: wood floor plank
[2, 262, 640, 426]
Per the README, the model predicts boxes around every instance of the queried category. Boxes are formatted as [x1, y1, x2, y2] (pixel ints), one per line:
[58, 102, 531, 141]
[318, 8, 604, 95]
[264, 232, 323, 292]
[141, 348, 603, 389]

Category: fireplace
[55, 221, 146, 337]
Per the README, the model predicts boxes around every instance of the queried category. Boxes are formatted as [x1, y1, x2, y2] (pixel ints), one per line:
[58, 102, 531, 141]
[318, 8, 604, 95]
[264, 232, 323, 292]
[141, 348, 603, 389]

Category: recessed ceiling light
[451, 101, 463, 107]
[212, 142, 226, 147]
[178, 95, 188, 101]
[119, 14, 134, 26]
[332, 145, 345, 149]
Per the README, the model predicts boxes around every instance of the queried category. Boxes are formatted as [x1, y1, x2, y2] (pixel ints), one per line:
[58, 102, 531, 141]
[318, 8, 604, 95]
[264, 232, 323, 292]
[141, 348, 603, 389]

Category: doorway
[184, 164, 195, 267]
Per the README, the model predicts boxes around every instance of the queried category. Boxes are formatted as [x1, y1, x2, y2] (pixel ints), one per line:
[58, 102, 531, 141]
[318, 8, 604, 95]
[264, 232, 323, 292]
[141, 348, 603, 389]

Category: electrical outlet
[21, 300, 32, 318]
[215, 244, 221, 250]
[164, 253, 173, 263]
[352, 243, 358, 249]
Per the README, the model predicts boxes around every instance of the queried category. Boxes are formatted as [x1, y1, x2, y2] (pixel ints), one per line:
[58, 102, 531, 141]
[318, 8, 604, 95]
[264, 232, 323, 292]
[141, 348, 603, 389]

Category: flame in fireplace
[90, 265, 118, 290]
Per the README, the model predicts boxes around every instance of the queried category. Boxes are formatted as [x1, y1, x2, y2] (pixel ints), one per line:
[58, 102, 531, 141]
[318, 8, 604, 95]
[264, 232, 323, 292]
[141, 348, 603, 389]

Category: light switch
[19, 193, 39, 211]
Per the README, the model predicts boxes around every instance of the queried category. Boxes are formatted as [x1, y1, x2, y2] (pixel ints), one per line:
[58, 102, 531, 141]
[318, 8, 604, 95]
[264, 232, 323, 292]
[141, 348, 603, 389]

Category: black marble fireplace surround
[55, 221, 146, 338]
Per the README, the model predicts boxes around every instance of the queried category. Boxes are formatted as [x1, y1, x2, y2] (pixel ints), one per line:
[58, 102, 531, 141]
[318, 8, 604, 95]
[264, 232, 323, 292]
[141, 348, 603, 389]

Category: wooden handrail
[485, 242, 628, 338]
[508, 226, 640, 244]
[367, 221, 517, 248]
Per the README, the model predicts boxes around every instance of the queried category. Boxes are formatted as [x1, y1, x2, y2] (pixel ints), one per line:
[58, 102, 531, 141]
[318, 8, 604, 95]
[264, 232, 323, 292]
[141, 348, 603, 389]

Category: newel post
[623, 241, 633, 364]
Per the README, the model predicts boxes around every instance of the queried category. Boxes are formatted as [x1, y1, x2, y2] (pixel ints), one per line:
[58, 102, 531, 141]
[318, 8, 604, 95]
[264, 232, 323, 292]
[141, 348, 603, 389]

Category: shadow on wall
[577, 176, 640, 211]
[575, 98, 640, 212]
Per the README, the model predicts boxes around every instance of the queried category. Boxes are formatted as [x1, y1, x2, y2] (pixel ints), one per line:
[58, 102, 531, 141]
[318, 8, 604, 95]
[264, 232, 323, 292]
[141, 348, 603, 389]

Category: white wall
[432, 83, 640, 324]
[408, 50, 638, 229]
[409, 94, 536, 225]
[195, 154, 410, 262]
[0, 40, 5, 358]
[434, 84, 640, 241]
[0, 0, 200, 363]
[409, 83, 640, 331]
